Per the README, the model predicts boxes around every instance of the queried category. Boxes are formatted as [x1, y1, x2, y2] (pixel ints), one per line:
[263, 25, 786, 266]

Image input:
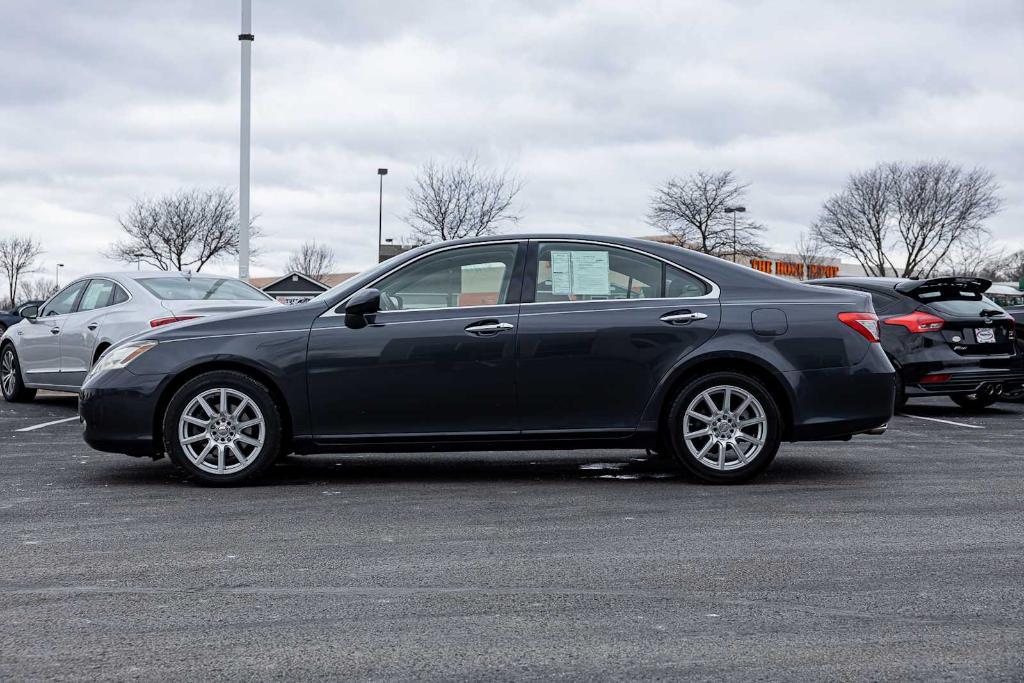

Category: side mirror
[344, 288, 380, 329]
[19, 305, 39, 321]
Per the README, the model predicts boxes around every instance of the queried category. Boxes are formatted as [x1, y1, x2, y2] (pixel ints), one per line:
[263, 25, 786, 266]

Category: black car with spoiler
[808, 276, 1024, 410]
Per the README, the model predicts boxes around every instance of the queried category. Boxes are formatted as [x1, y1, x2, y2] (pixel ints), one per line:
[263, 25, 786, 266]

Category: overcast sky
[1, 0, 1022, 281]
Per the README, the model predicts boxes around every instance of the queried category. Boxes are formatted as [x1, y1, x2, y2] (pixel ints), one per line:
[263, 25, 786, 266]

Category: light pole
[724, 206, 746, 263]
[377, 168, 388, 262]
[55, 263, 64, 288]
[238, 0, 254, 280]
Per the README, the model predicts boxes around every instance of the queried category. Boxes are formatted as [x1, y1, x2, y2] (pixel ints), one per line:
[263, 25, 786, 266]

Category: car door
[515, 240, 721, 435]
[17, 280, 88, 387]
[307, 241, 526, 442]
[59, 278, 116, 387]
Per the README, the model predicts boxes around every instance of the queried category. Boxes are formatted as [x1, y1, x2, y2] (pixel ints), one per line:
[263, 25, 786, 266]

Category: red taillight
[920, 374, 951, 384]
[149, 315, 201, 328]
[838, 312, 881, 343]
[884, 311, 944, 334]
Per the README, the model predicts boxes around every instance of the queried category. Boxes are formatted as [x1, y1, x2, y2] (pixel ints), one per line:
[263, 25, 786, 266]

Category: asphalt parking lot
[2, 394, 1023, 680]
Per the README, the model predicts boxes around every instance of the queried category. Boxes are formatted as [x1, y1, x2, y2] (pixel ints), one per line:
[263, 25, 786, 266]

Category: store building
[248, 271, 358, 305]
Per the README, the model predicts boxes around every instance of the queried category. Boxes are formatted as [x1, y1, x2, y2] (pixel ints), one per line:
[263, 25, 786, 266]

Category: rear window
[913, 287, 1003, 317]
[138, 277, 269, 301]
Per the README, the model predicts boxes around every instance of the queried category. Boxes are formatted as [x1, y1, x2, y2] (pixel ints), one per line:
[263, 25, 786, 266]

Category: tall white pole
[238, 0, 253, 279]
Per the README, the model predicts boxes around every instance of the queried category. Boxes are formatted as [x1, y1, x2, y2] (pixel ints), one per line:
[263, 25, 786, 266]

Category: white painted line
[899, 413, 984, 430]
[15, 416, 79, 432]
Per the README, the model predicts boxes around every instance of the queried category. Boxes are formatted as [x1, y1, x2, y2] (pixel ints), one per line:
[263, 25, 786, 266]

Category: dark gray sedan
[78, 235, 896, 485]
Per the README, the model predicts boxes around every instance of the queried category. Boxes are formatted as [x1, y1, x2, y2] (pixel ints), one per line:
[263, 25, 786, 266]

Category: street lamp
[55, 263, 64, 288]
[723, 206, 746, 263]
[377, 168, 388, 261]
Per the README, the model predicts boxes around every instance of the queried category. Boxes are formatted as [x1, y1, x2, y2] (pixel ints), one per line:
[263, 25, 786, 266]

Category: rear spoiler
[895, 277, 992, 294]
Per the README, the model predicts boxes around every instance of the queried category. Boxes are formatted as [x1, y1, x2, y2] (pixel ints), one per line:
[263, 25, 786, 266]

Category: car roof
[806, 276, 904, 291]
[69, 271, 243, 282]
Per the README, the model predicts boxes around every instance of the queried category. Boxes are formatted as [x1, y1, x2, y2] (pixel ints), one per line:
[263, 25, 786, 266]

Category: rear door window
[78, 280, 115, 312]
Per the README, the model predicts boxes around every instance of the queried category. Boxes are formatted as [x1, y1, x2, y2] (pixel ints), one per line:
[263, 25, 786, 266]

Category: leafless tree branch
[0, 235, 44, 307]
[285, 240, 337, 282]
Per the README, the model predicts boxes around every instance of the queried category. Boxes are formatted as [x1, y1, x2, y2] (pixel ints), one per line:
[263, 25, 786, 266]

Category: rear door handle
[87, 323, 98, 331]
[660, 311, 708, 325]
[464, 321, 515, 335]
[50, 327, 60, 335]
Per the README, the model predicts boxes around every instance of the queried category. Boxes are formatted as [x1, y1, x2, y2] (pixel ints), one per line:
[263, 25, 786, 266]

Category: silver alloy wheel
[1, 348, 16, 397]
[177, 387, 266, 475]
[682, 384, 768, 471]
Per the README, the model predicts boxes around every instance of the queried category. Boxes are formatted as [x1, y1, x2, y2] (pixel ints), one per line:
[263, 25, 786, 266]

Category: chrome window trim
[520, 302, 720, 317]
[320, 237, 719, 319]
[75, 276, 135, 314]
[320, 240, 526, 318]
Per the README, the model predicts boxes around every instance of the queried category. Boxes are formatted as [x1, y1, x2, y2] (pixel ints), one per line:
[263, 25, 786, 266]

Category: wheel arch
[153, 359, 294, 455]
[647, 352, 795, 442]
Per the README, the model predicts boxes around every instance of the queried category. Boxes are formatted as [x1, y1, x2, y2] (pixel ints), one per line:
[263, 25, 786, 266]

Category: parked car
[807, 276, 1024, 410]
[1, 272, 279, 401]
[78, 235, 895, 485]
[0, 300, 43, 335]
[1004, 306, 1024, 401]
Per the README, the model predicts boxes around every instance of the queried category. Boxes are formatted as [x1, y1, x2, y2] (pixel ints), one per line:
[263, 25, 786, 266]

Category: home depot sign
[749, 259, 839, 279]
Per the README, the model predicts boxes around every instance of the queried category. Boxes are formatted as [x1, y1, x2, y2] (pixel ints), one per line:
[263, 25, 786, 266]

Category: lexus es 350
[78, 235, 896, 485]
[1, 272, 279, 400]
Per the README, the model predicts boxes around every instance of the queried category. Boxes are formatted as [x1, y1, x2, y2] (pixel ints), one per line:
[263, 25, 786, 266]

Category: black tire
[951, 392, 999, 411]
[1, 344, 37, 403]
[162, 370, 282, 485]
[665, 371, 782, 484]
[894, 375, 908, 412]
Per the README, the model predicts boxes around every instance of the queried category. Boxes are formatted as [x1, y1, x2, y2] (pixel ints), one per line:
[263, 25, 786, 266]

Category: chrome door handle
[464, 321, 515, 335]
[50, 327, 60, 335]
[87, 323, 98, 331]
[660, 311, 708, 325]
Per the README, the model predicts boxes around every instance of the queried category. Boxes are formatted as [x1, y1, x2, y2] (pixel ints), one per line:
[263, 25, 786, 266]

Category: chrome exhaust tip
[865, 423, 888, 436]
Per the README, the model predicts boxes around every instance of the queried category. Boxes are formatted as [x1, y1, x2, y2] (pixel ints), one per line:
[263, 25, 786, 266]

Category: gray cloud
[1, 0, 1021, 280]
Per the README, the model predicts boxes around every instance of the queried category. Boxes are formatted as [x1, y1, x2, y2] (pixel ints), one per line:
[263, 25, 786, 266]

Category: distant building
[379, 241, 416, 262]
[249, 271, 359, 304]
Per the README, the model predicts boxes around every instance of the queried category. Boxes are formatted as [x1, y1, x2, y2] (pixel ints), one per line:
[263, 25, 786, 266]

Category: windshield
[138, 277, 270, 301]
[913, 286, 1004, 317]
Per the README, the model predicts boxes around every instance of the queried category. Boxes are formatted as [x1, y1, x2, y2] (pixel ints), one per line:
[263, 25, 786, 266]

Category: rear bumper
[79, 370, 163, 457]
[906, 367, 1024, 396]
[785, 347, 895, 441]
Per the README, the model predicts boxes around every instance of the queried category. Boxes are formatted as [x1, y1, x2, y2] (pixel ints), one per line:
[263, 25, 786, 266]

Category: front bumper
[79, 369, 164, 457]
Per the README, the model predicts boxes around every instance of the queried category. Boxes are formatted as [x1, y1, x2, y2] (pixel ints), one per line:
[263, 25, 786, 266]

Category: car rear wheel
[1, 345, 36, 403]
[951, 391, 999, 411]
[666, 371, 781, 483]
[163, 370, 282, 485]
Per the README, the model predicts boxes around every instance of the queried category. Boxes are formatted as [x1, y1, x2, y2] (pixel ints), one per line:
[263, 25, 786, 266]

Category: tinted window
[536, 243, 663, 302]
[111, 285, 130, 305]
[913, 286, 1003, 317]
[665, 265, 709, 298]
[42, 281, 87, 316]
[78, 280, 115, 312]
[376, 244, 519, 310]
[138, 277, 269, 301]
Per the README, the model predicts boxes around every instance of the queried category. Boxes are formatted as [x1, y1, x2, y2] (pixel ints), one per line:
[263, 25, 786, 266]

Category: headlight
[87, 340, 158, 379]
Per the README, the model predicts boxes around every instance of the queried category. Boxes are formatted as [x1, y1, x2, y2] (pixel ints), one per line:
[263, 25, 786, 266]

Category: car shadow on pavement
[87, 450, 865, 489]
[902, 401, 1019, 418]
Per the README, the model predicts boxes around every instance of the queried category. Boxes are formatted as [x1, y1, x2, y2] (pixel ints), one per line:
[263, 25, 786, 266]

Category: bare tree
[285, 240, 336, 282]
[812, 161, 1002, 278]
[648, 170, 766, 258]
[20, 277, 59, 302]
[404, 156, 523, 243]
[107, 188, 258, 272]
[939, 230, 1006, 279]
[811, 165, 896, 277]
[0, 235, 43, 306]
[997, 251, 1024, 283]
[793, 231, 829, 280]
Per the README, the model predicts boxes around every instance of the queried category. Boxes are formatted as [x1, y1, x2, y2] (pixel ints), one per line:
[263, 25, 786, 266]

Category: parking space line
[899, 413, 983, 429]
[15, 416, 79, 432]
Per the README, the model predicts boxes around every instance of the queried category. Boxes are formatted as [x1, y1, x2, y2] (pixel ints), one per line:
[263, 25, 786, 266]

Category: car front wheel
[666, 371, 782, 483]
[163, 370, 282, 485]
[1, 344, 36, 403]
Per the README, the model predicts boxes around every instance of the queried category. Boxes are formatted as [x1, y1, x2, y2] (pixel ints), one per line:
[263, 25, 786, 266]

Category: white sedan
[1, 271, 279, 401]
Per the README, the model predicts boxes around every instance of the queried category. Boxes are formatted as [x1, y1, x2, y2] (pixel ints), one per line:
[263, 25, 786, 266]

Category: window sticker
[549, 250, 610, 296]
[551, 251, 572, 295]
